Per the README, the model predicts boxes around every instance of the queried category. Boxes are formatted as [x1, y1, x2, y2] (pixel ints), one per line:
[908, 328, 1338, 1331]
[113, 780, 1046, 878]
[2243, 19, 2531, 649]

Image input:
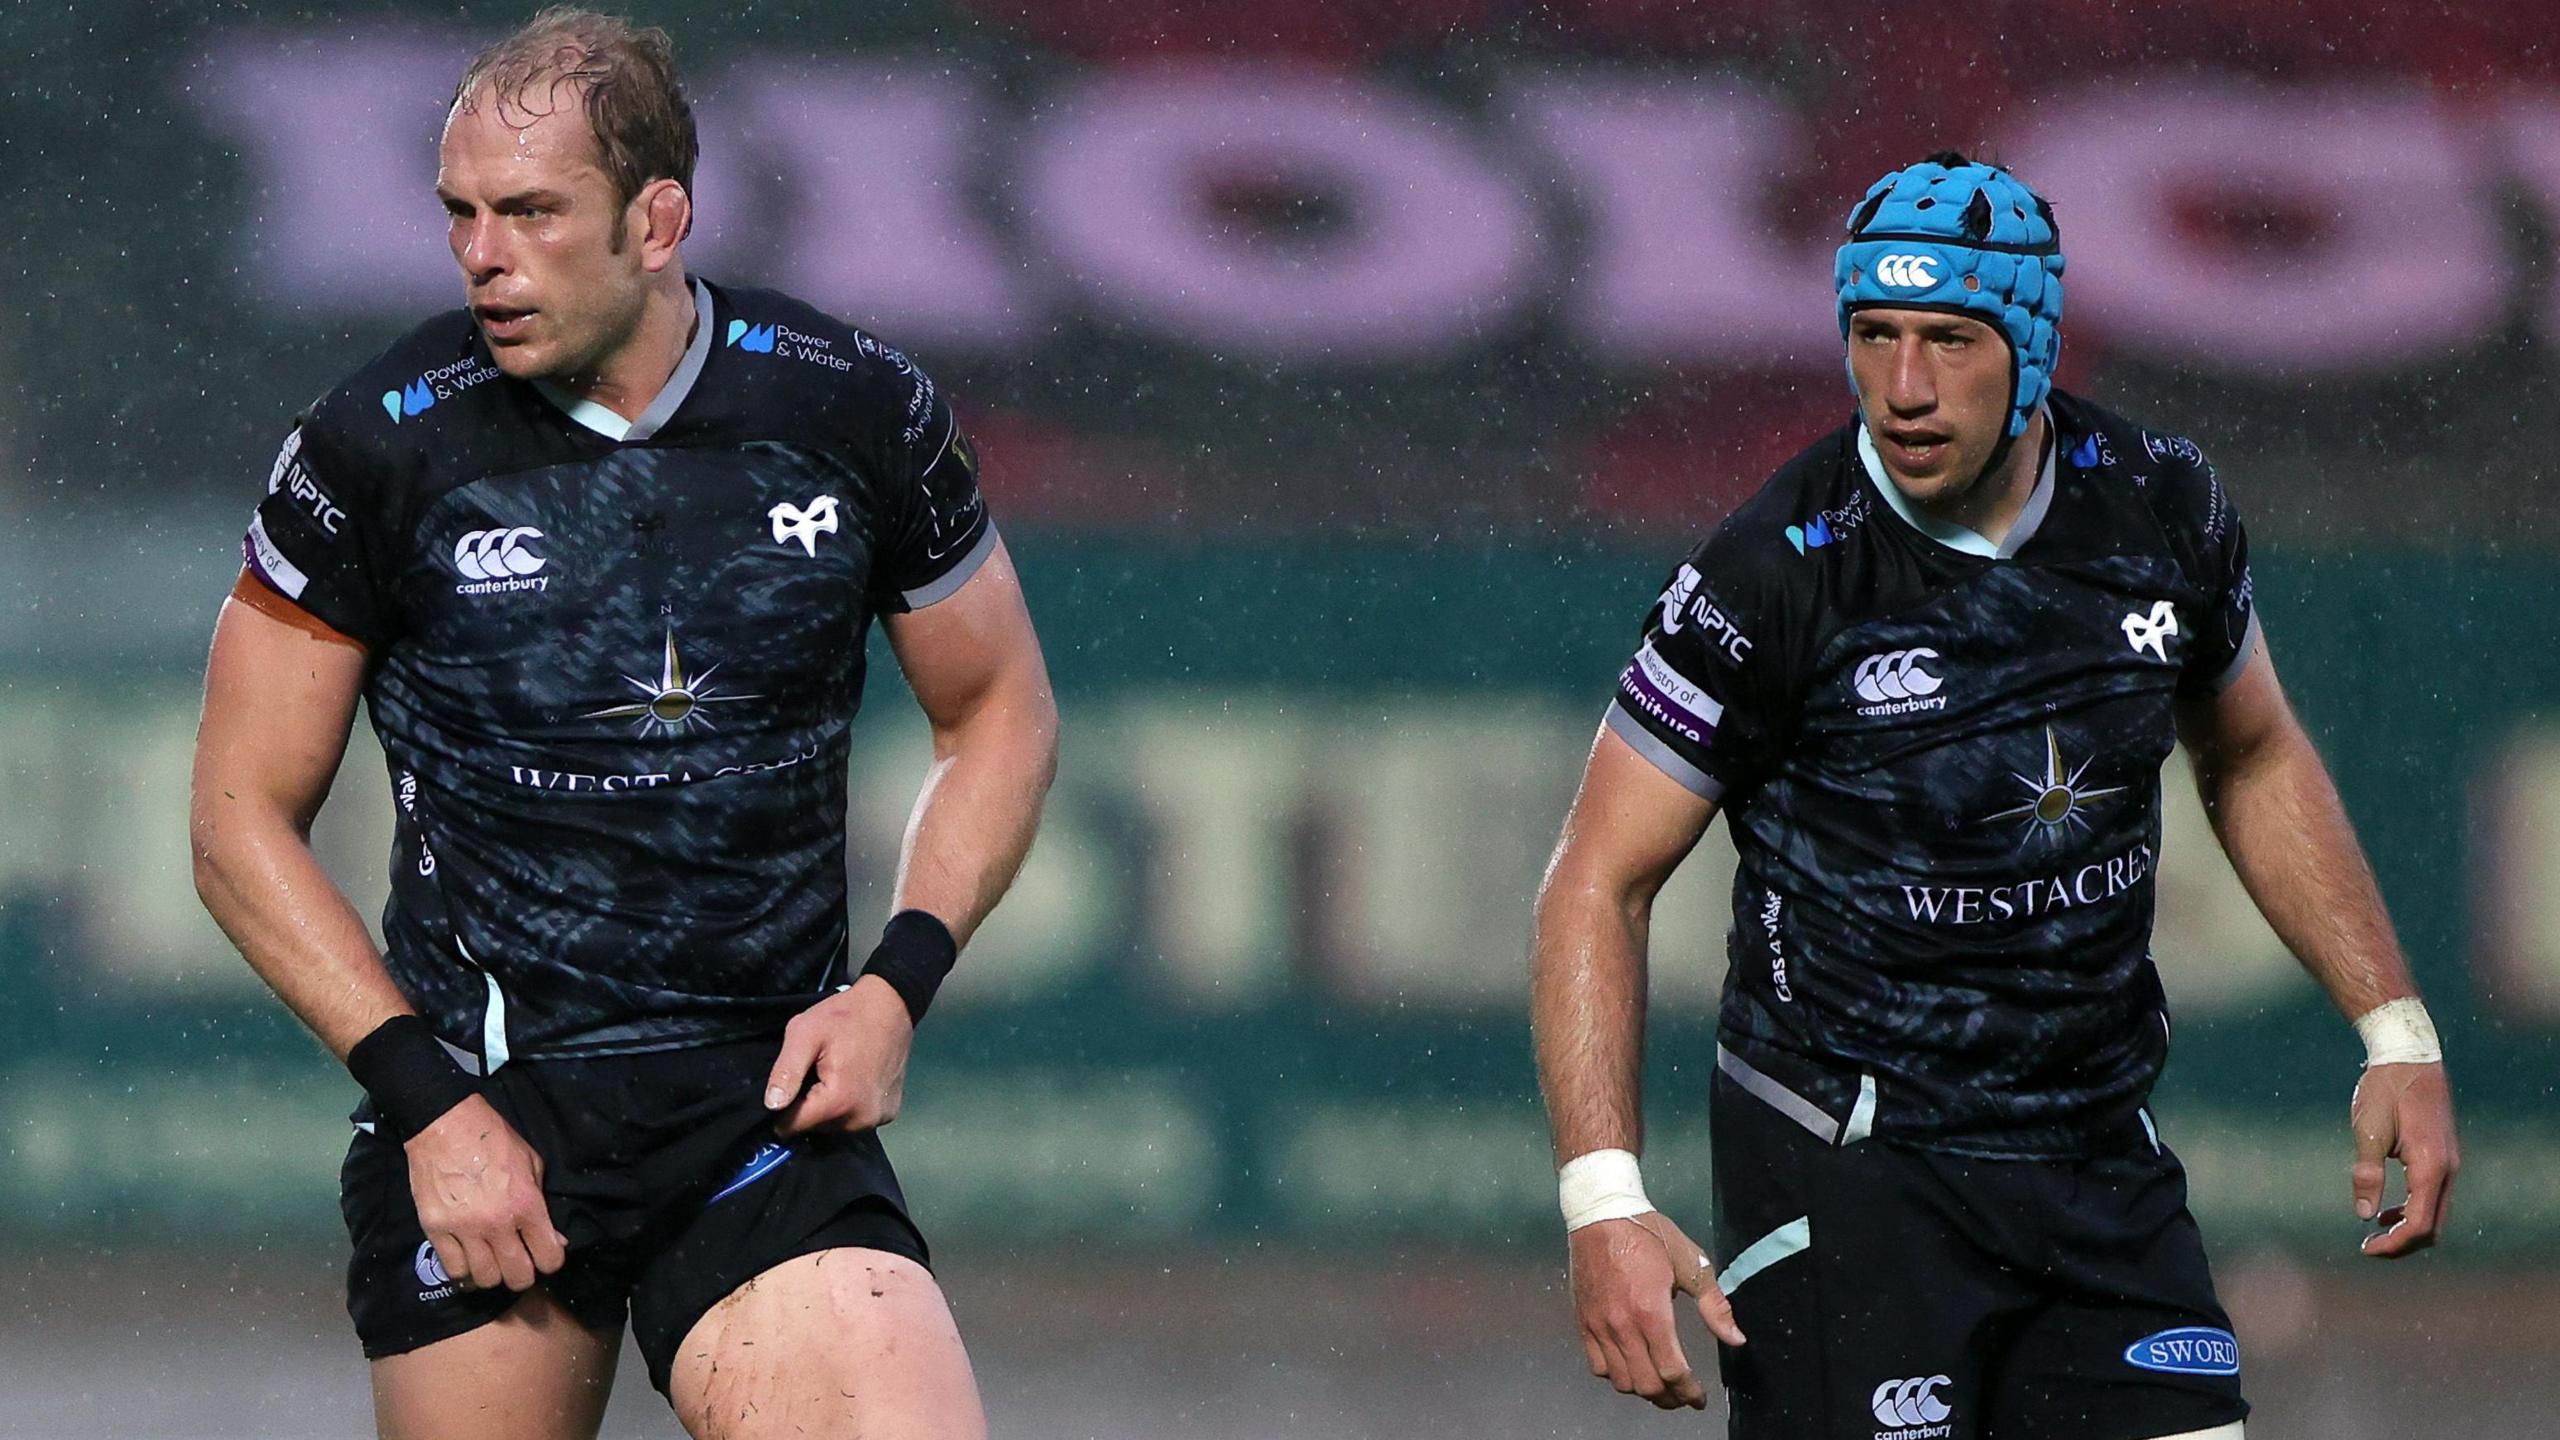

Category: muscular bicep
[879, 539, 1054, 739]
[193, 573, 368, 835]
[1546, 723, 1722, 913]
[2174, 620, 2292, 776]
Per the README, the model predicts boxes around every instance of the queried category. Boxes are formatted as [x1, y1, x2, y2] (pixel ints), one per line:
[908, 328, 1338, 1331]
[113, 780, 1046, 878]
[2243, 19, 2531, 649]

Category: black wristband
[858, 910, 959, 1025]
[347, 1015, 481, 1140]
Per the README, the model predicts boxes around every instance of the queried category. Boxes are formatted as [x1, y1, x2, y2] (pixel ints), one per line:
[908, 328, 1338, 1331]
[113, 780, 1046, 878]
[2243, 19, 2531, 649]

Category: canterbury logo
[769, 495, 841, 557]
[1853, 648, 1943, 704]
[2122, 600, 2180, 661]
[1874, 253, 1941, 289]
[1870, 1375, 1952, 1427]
[453, 527, 547, 579]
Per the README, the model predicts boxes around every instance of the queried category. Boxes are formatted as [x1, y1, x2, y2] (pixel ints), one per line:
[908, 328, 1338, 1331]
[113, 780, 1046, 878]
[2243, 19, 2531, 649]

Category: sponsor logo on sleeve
[1655, 563, 1753, 662]
[921, 488, 987, 563]
[266, 430, 346, 536]
[1867, 1374, 1953, 1439]
[2123, 1327, 2240, 1377]
[1617, 641, 1725, 746]
[244, 514, 310, 599]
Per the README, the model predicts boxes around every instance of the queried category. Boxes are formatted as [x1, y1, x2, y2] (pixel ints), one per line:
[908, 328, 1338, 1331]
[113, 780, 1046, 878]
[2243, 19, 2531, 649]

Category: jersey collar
[1855, 408, 2057, 560]
[532, 277, 716, 443]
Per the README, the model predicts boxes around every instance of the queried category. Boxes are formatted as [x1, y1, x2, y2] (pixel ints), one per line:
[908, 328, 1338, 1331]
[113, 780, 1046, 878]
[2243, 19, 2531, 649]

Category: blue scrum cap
[1835, 155, 2064, 438]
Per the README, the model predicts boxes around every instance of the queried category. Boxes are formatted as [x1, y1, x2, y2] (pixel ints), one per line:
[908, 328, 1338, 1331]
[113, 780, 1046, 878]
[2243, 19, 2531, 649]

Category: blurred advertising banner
[194, 35, 2560, 377]
[3, 542, 2556, 1256]
[12, 2, 2556, 543]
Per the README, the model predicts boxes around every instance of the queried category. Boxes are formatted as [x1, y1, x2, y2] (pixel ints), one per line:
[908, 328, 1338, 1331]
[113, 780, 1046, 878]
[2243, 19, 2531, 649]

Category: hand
[1568, 1210, 1747, 1410]
[763, 975, 915, 1139]
[2349, 1061, 2459, 1258]
[405, 1093, 566, 1293]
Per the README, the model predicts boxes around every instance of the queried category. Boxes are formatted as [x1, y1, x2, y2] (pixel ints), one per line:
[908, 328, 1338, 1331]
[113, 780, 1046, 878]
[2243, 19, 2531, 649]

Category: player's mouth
[475, 304, 539, 343]
[1878, 427, 1953, 473]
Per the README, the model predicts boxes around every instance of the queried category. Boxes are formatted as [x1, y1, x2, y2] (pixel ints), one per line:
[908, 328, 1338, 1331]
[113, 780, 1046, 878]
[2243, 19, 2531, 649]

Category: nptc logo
[1870, 1374, 1952, 1427]
[1656, 563, 1702, 634]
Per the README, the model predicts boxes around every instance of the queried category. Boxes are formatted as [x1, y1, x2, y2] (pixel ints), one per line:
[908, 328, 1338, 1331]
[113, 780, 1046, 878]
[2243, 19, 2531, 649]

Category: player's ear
[636, 178, 691, 270]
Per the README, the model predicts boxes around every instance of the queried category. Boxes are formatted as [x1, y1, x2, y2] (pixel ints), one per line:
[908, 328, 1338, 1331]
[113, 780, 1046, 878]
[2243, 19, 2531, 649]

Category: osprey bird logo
[768, 495, 841, 557]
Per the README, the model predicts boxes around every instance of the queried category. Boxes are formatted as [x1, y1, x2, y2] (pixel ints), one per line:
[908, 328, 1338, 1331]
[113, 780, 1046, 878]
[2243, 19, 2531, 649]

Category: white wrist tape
[2353, 997, 2442, 1067]
[1558, 1148, 1654, 1232]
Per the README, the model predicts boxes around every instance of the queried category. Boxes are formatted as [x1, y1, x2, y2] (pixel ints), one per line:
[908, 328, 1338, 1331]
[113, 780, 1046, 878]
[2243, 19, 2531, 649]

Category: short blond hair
[451, 7, 698, 221]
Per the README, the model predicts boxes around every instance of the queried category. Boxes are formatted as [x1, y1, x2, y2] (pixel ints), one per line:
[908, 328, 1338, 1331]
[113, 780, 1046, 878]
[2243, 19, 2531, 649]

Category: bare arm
[2175, 630, 2419, 1020]
[878, 538, 1060, 944]
[1532, 723, 1742, 1410]
[766, 540, 1058, 1136]
[190, 580, 407, 1056]
[1532, 726, 1716, 1165]
[2175, 628, 2458, 1256]
[192, 576, 561, 1290]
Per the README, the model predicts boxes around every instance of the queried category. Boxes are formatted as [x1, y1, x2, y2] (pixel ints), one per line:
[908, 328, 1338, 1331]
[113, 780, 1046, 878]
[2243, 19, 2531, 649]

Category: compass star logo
[1984, 727, 2129, 843]
[584, 628, 761, 737]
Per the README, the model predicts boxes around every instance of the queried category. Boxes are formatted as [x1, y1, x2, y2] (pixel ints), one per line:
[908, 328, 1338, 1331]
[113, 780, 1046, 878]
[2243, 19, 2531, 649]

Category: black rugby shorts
[340, 1035, 928, 1396]
[1707, 1063, 2248, 1440]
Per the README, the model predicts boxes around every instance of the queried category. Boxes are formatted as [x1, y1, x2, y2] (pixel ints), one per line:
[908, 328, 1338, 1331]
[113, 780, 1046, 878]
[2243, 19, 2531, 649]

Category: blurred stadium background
[5, 0, 2558, 1434]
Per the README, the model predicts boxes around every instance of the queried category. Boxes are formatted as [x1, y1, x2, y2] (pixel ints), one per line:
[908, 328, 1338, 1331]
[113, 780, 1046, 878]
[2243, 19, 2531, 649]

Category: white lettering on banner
[2007, 86, 2506, 375]
[735, 65, 1032, 346]
[1020, 67, 1542, 359]
[1514, 79, 1835, 361]
[27, 692, 2297, 1013]
[191, 44, 2543, 374]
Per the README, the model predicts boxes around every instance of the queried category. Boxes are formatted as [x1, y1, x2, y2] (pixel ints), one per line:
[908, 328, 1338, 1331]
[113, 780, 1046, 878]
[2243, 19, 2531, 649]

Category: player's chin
[482, 335, 559, 380]
[1880, 462, 1956, 502]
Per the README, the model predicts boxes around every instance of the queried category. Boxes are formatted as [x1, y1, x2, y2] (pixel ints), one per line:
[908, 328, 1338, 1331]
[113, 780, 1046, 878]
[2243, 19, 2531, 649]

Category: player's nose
[1885, 337, 1936, 413]
[456, 216, 508, 281]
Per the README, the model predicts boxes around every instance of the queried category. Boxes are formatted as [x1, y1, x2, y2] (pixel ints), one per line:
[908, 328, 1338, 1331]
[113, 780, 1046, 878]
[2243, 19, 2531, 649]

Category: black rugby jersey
[242, 278, 996, 1060]
[1606, 390, 2256, 1159]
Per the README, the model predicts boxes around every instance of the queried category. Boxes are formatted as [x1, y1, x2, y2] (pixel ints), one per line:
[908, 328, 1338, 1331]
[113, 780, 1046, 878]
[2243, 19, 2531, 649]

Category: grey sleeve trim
[2207, 610, 2263, 694]
[901, 522, 999, 610]
[1602, 704, 1726, 802]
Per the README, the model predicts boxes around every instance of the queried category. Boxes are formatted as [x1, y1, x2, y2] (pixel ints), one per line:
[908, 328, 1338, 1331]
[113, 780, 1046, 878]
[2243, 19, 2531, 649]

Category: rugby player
[1529, 153, 2458, 1439]
[188, 10, 1055, 1437]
